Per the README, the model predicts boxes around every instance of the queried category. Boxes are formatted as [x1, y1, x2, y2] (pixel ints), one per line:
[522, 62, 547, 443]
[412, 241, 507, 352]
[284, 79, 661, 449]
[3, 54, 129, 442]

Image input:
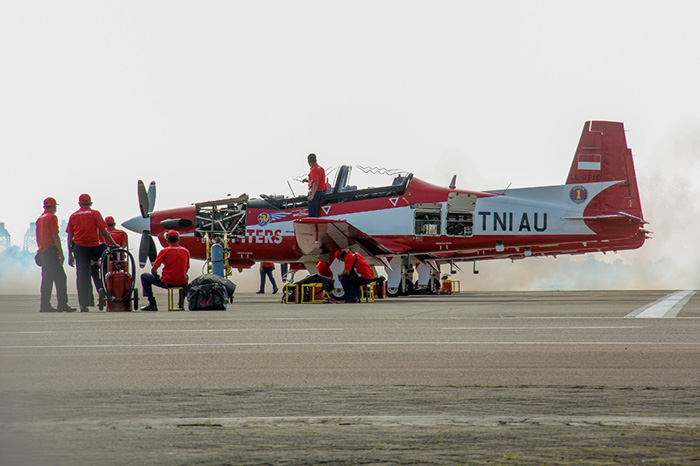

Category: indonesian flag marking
[577, 153, 601, 171]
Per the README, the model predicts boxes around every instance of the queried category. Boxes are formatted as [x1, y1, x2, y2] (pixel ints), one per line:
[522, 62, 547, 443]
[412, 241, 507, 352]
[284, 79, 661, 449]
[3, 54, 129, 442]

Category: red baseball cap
[43, 197, 58, 208]
[79, 193, 92, 205]
[167, 230, 179, 238]
[105, 216, 115, 224]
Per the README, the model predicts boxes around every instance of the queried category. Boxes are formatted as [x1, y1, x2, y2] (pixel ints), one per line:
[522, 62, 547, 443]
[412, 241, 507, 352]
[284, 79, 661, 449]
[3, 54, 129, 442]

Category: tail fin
[566, 121, 644, 220]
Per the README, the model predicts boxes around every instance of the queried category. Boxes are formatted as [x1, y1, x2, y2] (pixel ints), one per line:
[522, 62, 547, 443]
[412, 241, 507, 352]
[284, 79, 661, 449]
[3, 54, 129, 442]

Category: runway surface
[1, 290, 699, 464]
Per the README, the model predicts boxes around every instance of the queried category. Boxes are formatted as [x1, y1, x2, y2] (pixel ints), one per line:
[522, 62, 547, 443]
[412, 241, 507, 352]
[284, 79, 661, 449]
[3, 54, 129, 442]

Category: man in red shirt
[256, 262, 278, 294]
[337, 249, 375, 303]
[303, 153, 329, 217]
[101, 216, 129, 248]
[66, 194, 119, 312]
[140, 230, 191, 311]
[36, 197, 76, 312]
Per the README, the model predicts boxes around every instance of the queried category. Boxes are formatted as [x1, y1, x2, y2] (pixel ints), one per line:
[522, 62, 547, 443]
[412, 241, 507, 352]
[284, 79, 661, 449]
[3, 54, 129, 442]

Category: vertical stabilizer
[566, 121, 643, 220]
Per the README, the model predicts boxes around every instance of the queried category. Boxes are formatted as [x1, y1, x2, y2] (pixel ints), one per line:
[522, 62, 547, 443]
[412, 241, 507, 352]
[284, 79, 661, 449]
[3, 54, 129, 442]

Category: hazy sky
[2, 1, 699, 293]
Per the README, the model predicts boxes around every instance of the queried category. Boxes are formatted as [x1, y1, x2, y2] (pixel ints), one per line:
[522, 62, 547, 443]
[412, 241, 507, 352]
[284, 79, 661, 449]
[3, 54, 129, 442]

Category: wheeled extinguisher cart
[98, 248, 139, 311]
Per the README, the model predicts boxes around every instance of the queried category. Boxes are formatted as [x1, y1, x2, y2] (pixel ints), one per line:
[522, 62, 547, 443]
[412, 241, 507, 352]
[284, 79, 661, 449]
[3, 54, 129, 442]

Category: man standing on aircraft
[140, 230, 190, 311]
[67, 194, 119, 312]
[337, 250, 374, 303]
[36, 197, 76, 312]
[303, 153, 329, 217]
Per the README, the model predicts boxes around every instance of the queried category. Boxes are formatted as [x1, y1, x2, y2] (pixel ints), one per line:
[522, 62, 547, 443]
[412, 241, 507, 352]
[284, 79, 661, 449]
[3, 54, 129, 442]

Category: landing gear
[330, 288, 346, 301]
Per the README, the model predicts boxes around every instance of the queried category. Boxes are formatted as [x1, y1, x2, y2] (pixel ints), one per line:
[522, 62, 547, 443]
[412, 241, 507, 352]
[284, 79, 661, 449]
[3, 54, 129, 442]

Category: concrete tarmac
[1, 290, 700, 464]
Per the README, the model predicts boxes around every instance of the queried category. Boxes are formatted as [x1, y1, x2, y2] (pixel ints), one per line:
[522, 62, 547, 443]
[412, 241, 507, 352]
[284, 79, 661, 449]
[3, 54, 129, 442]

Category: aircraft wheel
[330, 288, 346, 301]
[386, 286, 401, 298]
[133, 289, 139, 311]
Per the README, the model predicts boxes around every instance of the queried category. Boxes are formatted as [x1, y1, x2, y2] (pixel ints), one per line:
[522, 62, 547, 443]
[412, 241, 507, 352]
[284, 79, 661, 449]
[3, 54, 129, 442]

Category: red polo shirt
[343, 251, 374, 279]
[67, 207, 108, 247]
[36, 210, 59, 253]
[102, 227, 129, 247]
[153, 243, 190, 286]
[308, 163, 330, 192]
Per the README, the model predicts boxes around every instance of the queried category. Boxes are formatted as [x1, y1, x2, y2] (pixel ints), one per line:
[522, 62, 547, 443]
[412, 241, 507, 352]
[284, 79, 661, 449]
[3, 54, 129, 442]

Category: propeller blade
[138, 180, 150, 219]
[147, 181, 156, 214]
[139, 231, 150, 268]
[160, 218, 193, 230]
[149, 237, 157, 264]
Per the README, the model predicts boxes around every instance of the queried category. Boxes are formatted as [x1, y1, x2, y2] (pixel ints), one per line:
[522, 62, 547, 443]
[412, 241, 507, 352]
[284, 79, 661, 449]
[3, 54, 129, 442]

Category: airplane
[123, 120, 649, 297]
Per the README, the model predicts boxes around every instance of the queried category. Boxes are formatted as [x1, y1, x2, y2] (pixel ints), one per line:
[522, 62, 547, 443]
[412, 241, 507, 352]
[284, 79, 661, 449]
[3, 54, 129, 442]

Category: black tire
[386, 286, 401, 298]
[330, 288, 346, 301]
[133, 289, 139, 311]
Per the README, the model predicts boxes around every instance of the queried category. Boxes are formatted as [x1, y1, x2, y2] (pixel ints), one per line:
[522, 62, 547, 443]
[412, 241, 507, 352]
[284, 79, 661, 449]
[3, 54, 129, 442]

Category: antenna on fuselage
[501, 182, 512, 196]
[449, 175, 457, 189]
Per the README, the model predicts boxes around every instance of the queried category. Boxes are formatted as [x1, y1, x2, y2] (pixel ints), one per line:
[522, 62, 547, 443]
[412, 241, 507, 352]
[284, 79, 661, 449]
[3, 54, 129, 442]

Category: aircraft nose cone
[122, 215, 150, 233]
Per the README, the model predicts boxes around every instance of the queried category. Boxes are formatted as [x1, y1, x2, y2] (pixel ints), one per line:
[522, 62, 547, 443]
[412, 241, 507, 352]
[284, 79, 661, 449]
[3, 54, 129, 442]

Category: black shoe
[57, 305, 77, 313]
[256, 291, 264, 294]
[80, 306, 90, 312]
[40, 306, 58, 312]
[140, 302, 158, 311]
[272, 288, 279, 294]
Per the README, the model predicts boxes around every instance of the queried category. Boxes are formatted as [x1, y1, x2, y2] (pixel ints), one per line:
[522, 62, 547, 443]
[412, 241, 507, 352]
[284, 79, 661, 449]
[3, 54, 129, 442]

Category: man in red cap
[36, 197, 76, 312]
[337, 249, 375, 303]
[66, 193, 119, 312]
[101, 216, 129, 248]
[302, 153, 330, 217]
[140, 230, 190, 311]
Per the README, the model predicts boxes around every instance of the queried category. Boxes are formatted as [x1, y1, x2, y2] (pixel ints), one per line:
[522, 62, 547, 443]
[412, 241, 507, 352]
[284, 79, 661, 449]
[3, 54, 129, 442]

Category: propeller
[136, 180, 157, 268]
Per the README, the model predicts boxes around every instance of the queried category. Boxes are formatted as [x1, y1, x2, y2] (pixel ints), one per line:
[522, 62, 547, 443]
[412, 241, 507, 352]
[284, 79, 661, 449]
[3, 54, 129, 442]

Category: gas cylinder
[106, 270, 131, 301]
[211, 243, 225, 277]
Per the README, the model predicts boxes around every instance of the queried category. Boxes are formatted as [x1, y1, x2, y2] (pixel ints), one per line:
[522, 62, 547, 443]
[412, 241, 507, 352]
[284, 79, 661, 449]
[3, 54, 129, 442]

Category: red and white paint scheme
[123, 121, 648, 295]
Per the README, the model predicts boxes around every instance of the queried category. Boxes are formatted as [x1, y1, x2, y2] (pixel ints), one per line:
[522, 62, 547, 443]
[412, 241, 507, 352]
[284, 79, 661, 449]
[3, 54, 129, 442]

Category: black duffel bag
[187, 283, 228, 311]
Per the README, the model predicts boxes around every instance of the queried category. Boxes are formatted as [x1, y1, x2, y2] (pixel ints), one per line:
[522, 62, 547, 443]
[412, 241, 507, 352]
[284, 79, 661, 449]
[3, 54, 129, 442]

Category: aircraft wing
[294, 218, 408, 265]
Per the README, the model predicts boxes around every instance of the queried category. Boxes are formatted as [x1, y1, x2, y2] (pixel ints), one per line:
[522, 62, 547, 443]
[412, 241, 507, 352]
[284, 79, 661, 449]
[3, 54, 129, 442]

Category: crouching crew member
[66, 194, 119, 312]
[140, 230, 190, 311]
[337, 250, 374, 303]
[36, 197, 76, 312]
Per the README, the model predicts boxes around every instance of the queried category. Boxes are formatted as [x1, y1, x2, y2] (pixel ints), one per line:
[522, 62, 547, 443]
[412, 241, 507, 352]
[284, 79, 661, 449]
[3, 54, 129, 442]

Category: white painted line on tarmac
[442, 326, 643, 330]
[625, 290, 697, 318]
[2, 341, 700, 350]
[146, 328, 344, 333]
[0, 331, 57, 335]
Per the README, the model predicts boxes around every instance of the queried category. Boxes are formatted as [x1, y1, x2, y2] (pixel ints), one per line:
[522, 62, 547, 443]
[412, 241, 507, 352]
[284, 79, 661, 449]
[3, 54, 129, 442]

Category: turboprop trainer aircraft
[123, 121, 648, 296]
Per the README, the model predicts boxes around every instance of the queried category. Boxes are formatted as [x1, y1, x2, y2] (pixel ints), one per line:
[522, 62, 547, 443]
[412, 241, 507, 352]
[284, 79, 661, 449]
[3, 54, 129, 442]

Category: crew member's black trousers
[39, 246, 69, 310]
[308, 191, 325, 217]
[73, 243, 108, 307]
[339, 272, 373, 303]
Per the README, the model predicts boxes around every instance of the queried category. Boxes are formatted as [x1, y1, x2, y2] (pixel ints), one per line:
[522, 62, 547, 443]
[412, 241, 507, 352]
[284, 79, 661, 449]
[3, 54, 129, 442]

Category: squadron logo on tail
[569, 186, 588, 204]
